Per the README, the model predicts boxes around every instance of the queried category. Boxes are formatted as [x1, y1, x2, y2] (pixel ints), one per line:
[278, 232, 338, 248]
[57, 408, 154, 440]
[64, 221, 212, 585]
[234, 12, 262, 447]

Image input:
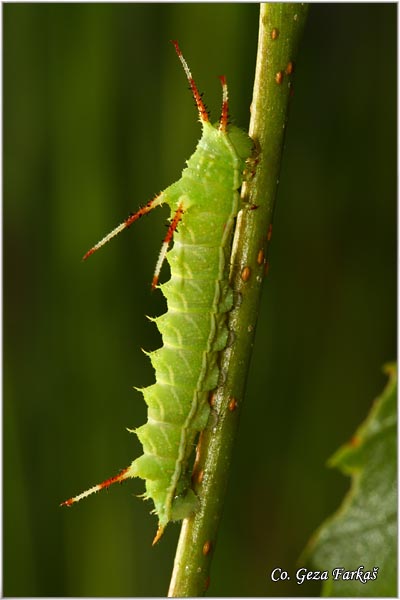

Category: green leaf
[306, 363, 397, 597]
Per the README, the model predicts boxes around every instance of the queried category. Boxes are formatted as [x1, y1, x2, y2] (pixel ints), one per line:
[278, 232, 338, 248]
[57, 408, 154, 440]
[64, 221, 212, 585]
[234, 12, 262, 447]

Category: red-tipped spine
[171, 40, 209, 123]
[151, 203, 184, 290]
[82, 195, 163, 261]
[218, 74, 229, 132]
[60, 467, 131, 507]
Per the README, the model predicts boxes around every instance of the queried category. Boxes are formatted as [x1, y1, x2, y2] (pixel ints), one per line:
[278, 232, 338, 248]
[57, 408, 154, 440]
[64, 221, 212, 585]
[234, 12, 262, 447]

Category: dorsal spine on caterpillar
[62, 41, 253, 544]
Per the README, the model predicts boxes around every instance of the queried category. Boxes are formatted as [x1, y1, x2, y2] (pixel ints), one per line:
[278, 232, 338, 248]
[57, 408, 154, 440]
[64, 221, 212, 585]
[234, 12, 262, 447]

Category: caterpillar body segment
[62, 43, 253, 542]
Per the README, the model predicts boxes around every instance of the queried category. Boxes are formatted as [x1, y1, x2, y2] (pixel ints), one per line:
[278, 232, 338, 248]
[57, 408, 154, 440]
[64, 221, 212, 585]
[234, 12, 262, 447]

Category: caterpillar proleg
[62, 41, 253, 544]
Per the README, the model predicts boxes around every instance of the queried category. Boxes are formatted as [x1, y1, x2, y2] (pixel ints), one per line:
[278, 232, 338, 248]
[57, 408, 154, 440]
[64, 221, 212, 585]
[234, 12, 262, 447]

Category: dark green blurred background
[4, 3, 396, 597]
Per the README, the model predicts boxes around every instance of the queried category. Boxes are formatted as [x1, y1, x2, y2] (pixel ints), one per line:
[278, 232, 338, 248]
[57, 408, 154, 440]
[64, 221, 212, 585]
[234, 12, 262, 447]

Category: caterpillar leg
[83, 193, 164, 261]
[152, 203, 184, 290]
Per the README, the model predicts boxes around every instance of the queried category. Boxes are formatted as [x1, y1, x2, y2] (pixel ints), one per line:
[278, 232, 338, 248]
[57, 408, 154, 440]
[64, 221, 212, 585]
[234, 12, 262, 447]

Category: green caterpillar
[62, 41, 253, 544]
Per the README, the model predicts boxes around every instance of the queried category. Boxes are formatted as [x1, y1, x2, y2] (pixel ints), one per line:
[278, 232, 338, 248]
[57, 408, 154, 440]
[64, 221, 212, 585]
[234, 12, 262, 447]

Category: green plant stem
[168, 4, 308, 597]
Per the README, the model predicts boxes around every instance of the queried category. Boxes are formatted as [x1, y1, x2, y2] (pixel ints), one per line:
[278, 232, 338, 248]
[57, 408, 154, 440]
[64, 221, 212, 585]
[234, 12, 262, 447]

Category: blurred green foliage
[4, 4, 396, 597]
[308, 364, 397, 596]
